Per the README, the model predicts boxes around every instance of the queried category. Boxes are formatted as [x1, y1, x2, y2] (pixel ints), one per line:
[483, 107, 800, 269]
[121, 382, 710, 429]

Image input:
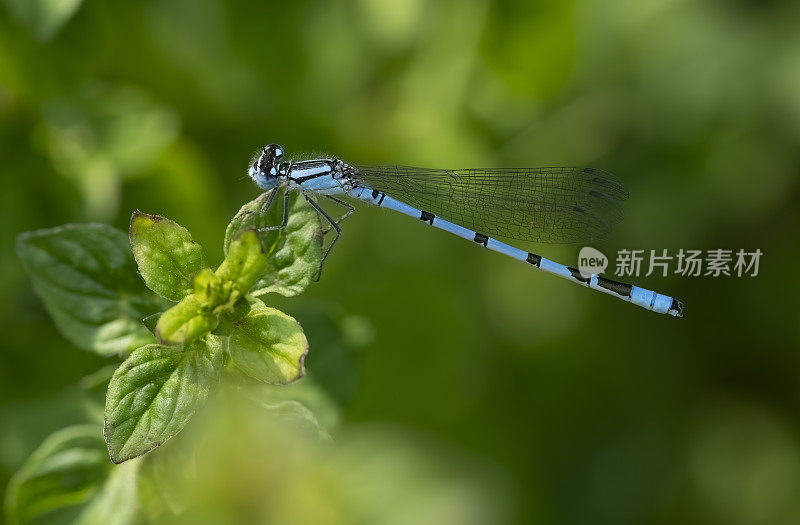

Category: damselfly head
[248, 143, 284, 190]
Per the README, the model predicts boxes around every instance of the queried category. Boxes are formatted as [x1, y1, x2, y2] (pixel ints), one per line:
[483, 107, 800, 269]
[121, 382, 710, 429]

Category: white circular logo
[578, 246, 608, 278]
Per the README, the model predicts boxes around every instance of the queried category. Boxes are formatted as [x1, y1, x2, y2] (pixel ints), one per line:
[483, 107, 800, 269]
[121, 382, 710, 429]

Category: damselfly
[248, 144, 683, 317]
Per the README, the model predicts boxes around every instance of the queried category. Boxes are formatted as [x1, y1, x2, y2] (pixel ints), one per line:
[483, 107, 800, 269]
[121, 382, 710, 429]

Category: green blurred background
[1, 0, 799, 523]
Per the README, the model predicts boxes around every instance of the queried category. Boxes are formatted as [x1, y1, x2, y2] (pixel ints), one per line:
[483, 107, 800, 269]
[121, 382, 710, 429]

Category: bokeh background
[1, 0, 799, 523]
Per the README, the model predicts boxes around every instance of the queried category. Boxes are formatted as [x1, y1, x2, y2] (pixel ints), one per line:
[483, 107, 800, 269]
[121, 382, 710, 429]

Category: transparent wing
[352, 165, 629, 244]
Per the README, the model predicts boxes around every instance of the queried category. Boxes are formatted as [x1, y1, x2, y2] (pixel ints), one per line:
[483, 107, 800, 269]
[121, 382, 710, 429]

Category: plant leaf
[237, 380, 341, 439]
[225, 190, 323, 297]
[129, 211, 206, 301]
[215, 229, 269, 294]
[191, 268, 225, 307]
[103, 337, 224, 463]
[134, 417, 200, 518]
[4, 425, 110, 525]
[78, 366, 118, 425]
[74, 460, 139, 525]
[229, 298, 308, 385]
[154, 295, 218, 346]
[224, 191, 275, 255]
[16, 224, 162, 356]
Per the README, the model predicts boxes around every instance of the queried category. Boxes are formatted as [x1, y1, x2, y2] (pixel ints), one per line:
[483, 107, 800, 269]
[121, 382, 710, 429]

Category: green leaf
[74, 460, 139, 525]
[191, 268, 226, 306]
[229, 298, 308, 385]
[16, 224, 162, 356]
[103, 337, 224, 463]
[4, 424, 141, 525]
[4, 425, 110, 525]
[225, 190, 323, 297]
[129, 211, 206, 301]
[155, 294, 218, 346]
[237, 380, 341, 439]
[1, 0, 84, 42]
[224, 191, 273, 255]
[212, 296, 252, 337]
[78, 366, 118, 425]
[215, 229, 269, 294]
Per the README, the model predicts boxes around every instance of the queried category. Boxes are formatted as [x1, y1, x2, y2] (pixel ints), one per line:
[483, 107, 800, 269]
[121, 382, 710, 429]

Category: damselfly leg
[302, 193, 344, 280]
[254, 188, 352, 279]
[257, 186, 290, 232]
[321, 194, 355, 226]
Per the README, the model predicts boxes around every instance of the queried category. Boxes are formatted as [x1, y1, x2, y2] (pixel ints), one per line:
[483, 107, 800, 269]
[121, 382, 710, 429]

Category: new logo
[578, 246, 608, 278]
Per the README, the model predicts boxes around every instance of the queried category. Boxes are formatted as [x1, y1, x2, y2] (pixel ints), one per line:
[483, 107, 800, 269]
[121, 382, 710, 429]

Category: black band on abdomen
[567, 267, 591, 284]
[596, 276, 633, 297]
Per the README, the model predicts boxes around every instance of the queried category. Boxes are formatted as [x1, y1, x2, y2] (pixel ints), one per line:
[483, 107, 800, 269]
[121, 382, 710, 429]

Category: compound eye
[265, 143, 284, 161]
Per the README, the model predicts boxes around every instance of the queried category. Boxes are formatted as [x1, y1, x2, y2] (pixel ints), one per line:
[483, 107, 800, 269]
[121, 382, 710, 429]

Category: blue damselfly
[248, 144, 683, 317]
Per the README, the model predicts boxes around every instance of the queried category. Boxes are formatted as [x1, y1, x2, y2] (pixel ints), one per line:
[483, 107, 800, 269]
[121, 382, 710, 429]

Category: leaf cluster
[15, 189, 323, 466]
